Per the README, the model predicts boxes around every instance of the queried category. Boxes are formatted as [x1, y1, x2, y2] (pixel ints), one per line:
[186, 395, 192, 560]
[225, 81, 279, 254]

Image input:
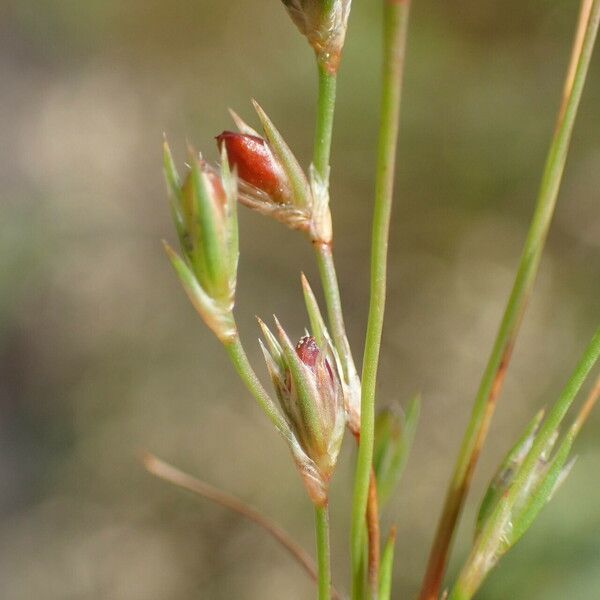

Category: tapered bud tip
[183, 157, 227, 209]
[204, 167, 227, 209]
[216, 131, 289, 203]
[296, 335, 320, 368]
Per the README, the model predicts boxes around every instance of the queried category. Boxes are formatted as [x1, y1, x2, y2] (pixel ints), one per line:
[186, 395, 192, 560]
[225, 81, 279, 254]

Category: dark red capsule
[216, 131, 289, 203]
[296, 336, 320, 369]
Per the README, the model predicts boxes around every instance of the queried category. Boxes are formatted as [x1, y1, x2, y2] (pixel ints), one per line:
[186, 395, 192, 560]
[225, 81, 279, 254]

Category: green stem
[225, 332, 292, 441]
[350, 1, 411, 598]
[311, 63, 354, 373]
[419, 3, 600, 598]
[314, 243, 353, 376]
[313, 63, 337, 178]
[311, 55, 360, 391]
[315, 505, 332, 600]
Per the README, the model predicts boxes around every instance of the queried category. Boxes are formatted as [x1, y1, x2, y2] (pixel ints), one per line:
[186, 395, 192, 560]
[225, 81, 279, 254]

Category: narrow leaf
[378, 526, 397, 600]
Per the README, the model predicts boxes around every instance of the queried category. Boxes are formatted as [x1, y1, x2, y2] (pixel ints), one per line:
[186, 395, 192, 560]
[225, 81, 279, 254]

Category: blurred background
[1, 0, 599, 598]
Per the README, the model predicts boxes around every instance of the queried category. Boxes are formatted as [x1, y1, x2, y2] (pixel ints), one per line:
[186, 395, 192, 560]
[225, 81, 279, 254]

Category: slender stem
[571, 373, 600, 437]
[350, 2, 411, 597]
[315, 505, 332, 600]
[224, 332, 293, 441]
[144, 453, 343, 599]
[419, 4, 600, 598]
[314, 242, 355, 379]
[313, 63, 337, 178]
[367, 468, 381, 596]
[311, 20, 384, 600]
[311, 61, 356, 378]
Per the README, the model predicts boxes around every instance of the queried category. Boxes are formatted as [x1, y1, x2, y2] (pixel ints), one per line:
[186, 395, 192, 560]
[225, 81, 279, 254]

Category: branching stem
[419, 3, 600, 598]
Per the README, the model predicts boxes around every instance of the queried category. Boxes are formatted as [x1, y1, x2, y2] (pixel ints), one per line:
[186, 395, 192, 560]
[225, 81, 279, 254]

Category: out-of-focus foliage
[0, 1, 599, 598]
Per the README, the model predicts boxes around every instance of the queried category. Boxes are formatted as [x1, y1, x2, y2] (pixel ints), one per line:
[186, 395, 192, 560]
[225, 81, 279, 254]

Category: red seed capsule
[296, 335, 334, 383]
[216, 131, 289, 203]
[296, 336, 320, 368]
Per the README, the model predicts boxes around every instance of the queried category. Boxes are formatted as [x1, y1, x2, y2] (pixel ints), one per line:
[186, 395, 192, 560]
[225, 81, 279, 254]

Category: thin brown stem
[367, 468, 381, 597]
[571, 374, 600, 437]
[559, 0, 593, 123]
[143, 453, 342, 600]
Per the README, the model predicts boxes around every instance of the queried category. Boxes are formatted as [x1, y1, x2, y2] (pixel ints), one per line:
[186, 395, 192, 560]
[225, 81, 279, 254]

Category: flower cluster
[259, 319, 346, 505]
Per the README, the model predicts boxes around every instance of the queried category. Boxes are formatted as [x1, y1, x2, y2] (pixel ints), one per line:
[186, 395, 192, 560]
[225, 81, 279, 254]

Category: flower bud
[216, 131, 291, 204]
[281, 0, 352, 73]
[218, 102, 332, 244]
[162, 141, 239, 342]
[259, 320, 345, 505]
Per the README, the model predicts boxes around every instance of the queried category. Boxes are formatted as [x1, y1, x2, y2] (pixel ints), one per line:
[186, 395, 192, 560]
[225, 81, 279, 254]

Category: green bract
[163, 142, 238, 342]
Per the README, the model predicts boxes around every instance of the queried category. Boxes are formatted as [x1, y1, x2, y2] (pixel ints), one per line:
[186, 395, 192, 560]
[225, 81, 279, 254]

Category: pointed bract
[163, 241, 236, 342]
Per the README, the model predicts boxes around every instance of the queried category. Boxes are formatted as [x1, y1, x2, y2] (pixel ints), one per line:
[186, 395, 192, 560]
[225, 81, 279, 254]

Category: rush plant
[146, 1, 600, 598]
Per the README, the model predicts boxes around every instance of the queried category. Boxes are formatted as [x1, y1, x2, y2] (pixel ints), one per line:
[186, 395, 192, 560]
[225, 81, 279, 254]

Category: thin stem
[350, 1, 411, 598]
[315, 505, 332, 600]
[144, 453, 344, 598]
[367, 468, 381, 596]
[311, 17, 384, 600]
[419, 3, 600, 598]
[224, 332, 293, 441]
[571, 373, 600, 437]
[313, 63, 337, 178]
[311, 61, 357, 379]
[314, 242, 355, 380]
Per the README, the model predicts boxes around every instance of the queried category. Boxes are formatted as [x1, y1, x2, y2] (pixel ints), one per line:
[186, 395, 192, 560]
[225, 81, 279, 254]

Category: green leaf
[509, 430, 576, 547]
[475, 409, 544, 539]
[373, 395, 420, 507]
[378, 526, 397, 600]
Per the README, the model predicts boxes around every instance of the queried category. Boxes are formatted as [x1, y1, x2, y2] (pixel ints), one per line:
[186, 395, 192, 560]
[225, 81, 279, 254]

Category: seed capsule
[216, 131, 291, 204]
